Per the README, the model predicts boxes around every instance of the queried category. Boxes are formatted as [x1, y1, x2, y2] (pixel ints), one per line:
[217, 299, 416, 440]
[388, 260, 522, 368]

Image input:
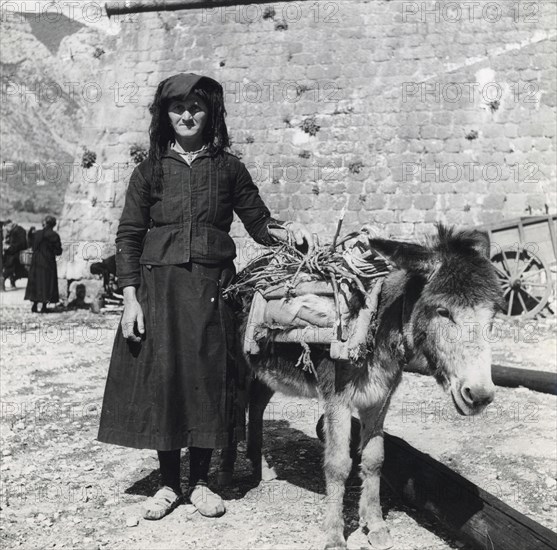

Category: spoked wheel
[491, 247, 553, 319]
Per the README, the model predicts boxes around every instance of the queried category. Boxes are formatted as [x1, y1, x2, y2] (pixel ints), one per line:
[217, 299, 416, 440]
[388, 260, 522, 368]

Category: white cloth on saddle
[263, 294, 350, 328]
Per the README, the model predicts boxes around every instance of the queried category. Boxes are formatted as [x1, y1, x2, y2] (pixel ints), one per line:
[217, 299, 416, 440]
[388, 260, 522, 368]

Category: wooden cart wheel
[491, 246, 553, 319]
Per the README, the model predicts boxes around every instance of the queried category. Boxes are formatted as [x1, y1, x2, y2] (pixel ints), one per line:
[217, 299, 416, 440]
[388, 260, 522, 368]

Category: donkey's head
[369, 225, 503, 416]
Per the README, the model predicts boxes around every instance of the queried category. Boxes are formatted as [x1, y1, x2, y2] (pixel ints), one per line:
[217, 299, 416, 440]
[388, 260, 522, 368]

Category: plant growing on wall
[81, 147, 97, 169]
[263, 6, 275, 19]
[465, 130, 479, 140]
[297, 84, 310, 96]
[300, 116, 320, 136]
[130, 143, 148, 164]
[349, 161, 364, 174]
[488, 100, 500, 113]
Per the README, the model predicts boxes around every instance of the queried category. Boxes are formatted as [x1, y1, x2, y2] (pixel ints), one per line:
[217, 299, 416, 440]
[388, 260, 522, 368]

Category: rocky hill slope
[0, 10, 111, 221]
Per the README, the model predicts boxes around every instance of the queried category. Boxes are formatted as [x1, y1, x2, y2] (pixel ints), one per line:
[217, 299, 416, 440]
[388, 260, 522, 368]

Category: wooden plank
[404, 363, 557, 396]
[523, 217, 556, 266]
[271, 326, 336, 344]
[330, 279, 383, 362]
[517, 218, 525, 247]
[547, 215, 557, 260]
[263, 281, 335, 299]
[490, 364, 557, 395]
[382, 432, 557, 550]
[243, 291, 267, 355]
[478, 215, 553, 234]
[105, 0, 304, 16]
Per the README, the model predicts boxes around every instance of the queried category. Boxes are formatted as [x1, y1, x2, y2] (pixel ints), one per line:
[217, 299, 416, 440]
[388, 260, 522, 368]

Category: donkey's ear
[437, 225, 491, 259]
[368, 238, 434, 273]
[449, 228, 491, 258]
[463, 229, 491, 258]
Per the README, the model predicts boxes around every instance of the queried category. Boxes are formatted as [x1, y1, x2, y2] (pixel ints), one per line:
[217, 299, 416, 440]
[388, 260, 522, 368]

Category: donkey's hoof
[367, 526, 393, 549]
[217, 471, 233, 487]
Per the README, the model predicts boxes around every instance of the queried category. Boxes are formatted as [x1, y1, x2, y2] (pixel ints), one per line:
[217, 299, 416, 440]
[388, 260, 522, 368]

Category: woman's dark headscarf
[148, 73, 230, 191]
[44, 215, 56, 229]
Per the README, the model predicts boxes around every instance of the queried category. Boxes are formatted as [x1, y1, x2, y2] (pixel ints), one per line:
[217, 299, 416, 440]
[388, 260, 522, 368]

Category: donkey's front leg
[322, 399, 352, 549]
[357, 406, 393, 550]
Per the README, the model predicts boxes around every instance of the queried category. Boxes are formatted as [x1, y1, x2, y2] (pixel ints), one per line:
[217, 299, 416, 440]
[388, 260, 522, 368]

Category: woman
[97, 73, 313, 520]
[24, 215, 62, 312]
[3, 219, 28, 289]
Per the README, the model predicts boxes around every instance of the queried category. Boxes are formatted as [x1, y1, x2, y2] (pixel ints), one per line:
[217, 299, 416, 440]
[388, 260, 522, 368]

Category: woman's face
[167, 94, 209, 142]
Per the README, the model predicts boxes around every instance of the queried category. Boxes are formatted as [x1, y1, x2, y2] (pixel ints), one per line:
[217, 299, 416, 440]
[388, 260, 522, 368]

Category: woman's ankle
[188, 478, 208, 489]
[164, 484, 183, 496]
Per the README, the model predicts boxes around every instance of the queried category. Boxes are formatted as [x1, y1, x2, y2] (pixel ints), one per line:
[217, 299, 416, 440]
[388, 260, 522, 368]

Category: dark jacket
[4, 224, 27, 255]
[116, 150, 281, 288]
[3, 224, 27, 278]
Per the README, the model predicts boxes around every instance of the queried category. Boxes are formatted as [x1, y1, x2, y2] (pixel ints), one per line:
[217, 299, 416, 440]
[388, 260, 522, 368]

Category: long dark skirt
[97, 262, 246, 451]
[24, 255, 59, 303]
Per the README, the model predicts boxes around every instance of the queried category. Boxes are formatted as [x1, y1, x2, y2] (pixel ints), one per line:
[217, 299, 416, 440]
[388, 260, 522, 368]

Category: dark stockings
[157, 450, 181, 494]
[157, 447, 213, 494]
[189, 447, 213, 487]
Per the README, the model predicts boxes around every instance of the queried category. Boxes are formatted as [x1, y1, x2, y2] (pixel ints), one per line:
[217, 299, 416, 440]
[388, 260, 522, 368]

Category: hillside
[0, 10, 110, 220]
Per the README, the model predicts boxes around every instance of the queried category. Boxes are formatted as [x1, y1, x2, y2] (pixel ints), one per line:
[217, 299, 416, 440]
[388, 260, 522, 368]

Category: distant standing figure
[24, 215, 62, 313]
[2, 219, 28, 289]
[0, 221, 4, 290]
[27, 226, 36, 248]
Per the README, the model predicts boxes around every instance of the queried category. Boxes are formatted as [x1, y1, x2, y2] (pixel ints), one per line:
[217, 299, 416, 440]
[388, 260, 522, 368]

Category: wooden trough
[382, 433, 557, 550]
[315, 418, 557, 550]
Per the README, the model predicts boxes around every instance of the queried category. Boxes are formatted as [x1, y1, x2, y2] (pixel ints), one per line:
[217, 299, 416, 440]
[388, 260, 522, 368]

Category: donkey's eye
[436, 307, 452, 320]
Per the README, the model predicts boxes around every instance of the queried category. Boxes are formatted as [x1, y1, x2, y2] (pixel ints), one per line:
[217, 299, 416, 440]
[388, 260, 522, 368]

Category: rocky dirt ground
[1, 285, 556, 550]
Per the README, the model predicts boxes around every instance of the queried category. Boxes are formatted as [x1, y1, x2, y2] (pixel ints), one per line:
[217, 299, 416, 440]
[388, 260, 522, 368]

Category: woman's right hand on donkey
[121, 287, 145, 342]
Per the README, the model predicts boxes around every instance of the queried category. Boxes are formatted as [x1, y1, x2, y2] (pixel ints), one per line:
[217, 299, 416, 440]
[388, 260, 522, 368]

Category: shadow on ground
[124, 418, 469, 548]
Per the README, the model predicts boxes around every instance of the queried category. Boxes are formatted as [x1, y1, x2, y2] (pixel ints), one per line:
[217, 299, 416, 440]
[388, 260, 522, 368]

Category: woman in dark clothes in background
[2, 219, 28, 289]
[24, 215, 62, 313]
[97, 73, 313, 520]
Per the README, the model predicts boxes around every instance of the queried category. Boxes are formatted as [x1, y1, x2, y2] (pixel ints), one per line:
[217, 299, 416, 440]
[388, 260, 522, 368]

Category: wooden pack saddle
[243, 277, 384, 363]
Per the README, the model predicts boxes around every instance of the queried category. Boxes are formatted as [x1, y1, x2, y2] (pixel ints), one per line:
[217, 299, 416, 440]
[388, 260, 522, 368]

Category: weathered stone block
[387, 195, 413, 210]
[413, 195, 437, 210]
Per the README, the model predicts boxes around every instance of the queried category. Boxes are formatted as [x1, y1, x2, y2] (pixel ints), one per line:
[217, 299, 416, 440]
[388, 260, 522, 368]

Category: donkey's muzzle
[461, 383, 495, 410]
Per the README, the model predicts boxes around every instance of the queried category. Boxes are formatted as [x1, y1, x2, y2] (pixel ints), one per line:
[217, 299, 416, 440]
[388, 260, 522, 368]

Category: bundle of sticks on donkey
[219, 224, 503, 550]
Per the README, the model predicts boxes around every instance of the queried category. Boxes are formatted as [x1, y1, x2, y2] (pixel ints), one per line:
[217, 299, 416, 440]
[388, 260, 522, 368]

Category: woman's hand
[269, 221, 315, 253]
[121, 287, 145, 342]
[285, 222, 314, 251]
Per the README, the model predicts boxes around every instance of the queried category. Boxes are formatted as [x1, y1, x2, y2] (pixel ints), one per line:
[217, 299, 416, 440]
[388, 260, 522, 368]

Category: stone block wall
[58, 0, 557, 278]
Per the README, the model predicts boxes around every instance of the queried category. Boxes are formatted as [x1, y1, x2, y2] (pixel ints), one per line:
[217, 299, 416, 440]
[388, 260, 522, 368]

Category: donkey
[220, 225, 502, 550]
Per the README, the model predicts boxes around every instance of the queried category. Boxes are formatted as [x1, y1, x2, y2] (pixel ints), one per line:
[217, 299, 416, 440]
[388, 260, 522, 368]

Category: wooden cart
[479, 215, 557, 319]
